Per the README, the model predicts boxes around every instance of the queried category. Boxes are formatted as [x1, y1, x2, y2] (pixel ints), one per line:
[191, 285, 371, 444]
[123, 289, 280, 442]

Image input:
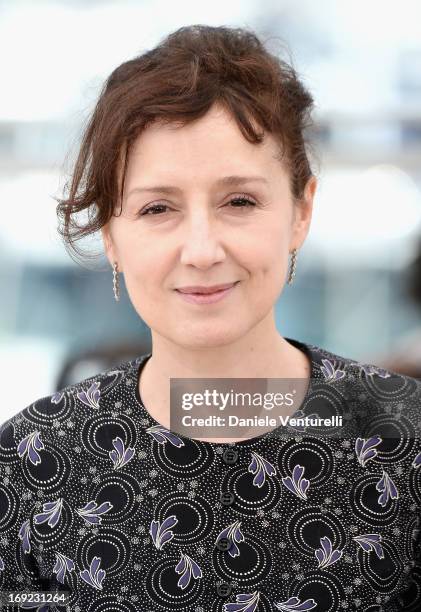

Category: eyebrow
[126, 175, 269, 199]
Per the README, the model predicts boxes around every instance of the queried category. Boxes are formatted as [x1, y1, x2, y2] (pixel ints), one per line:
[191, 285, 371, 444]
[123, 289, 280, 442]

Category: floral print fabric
[0, 336, 420, 611]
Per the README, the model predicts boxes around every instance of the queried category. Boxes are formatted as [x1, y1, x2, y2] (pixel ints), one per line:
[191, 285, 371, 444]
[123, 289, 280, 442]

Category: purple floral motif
[223, 590, 260, 612]
[320, 359, 346, 382]
[355, 436, 382, 467]
[174, 552, 202, 590]
[79, 555, 106, 590]
[376, 470, 399, 507]
[17, 431, 44, 466]
[150, 515, 178, 550]
[34, 498, 64, 528]
[315, 536, 343, 569]
[248, 451, 276, 488]
[274, 596, 318, 611]
[51, 390, 65, 404]
[77, 500, 113, 525]
[19, 603, 50, 611]
[215, 520, 244, 558]
[18, 519, 31, 554]
[353, 533, 384, 559]
[109, 436, 135, 469]
[146, 424, 185, 448]
[282, 464, 310, 500]
[285, 409, 320, 433]
[360, 364, 391, 378]
[77, 381, 101, 409]
[412, 452, 421, 469]
[53, 551, 75, 584]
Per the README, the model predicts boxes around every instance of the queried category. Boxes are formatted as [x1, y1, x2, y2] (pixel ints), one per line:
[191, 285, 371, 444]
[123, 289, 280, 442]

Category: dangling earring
[287, 248, 298, 285]
[112, 262, 120, 301]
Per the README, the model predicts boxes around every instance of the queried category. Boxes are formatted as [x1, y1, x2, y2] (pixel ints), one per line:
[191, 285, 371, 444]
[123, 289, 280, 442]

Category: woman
[1, 24, 420, 612]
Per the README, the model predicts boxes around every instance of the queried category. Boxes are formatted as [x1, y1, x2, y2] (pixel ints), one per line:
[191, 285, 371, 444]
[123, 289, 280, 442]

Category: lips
[176, 282, 237, 295]
[176, 282, 237, 305]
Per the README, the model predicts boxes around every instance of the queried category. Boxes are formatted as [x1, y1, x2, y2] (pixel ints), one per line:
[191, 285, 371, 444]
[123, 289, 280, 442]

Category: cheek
[243, 241, 285, 281]
[247, 215, 287, 256]
[120, 259, 155, 307]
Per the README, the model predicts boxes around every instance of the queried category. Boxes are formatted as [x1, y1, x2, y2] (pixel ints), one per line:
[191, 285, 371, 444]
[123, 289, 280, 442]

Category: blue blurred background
[1, 0, 421, 417]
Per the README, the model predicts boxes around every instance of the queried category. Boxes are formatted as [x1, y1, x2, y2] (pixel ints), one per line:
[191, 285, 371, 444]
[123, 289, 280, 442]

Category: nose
[179, 210, 226, 269]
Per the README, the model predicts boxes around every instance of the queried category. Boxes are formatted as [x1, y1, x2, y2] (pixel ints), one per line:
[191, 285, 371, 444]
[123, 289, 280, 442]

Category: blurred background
[1, 0, 421, 418]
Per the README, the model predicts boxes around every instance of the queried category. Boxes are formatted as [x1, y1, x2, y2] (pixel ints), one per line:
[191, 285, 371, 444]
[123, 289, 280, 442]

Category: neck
[150, 310, 306, 376]
[138, 312, 311, 427]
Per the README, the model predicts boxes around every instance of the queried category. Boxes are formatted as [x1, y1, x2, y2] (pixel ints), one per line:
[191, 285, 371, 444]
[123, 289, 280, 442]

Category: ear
[304, 174, 317, 204]
[101, 224, 117, 267]
[291, 175, 317, 248]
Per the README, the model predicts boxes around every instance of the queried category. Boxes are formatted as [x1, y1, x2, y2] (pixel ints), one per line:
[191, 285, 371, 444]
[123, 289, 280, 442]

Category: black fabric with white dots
[0, 337, 420, 611]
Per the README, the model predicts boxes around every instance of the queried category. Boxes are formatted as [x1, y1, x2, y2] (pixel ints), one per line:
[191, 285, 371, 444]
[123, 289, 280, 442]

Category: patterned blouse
[0, 337, 420, 612]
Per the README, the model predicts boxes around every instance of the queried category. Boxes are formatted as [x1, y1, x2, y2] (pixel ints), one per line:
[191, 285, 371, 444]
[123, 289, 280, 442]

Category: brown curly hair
[55, 24, 319, 267]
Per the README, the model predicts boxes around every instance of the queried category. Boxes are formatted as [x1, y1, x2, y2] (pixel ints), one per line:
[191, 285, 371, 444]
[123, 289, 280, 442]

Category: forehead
[122, 106, 286, 193]
[130, 105, 279, 166]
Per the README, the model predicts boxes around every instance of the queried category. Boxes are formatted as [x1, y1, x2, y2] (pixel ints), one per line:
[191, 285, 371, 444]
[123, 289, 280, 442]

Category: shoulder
[305, 341, 421, 418]
[304, 342, 421, 458]
[307, 340, 421, 388]
[0, 354, 149, 454]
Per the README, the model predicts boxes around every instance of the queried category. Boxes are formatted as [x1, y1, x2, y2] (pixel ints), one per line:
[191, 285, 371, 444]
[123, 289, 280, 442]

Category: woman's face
[102, 103, 316, 349]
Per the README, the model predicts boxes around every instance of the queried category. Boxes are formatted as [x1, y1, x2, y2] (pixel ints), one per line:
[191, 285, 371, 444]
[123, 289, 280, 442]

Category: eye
[227, 194, 257, 209]
[138, 203, 169, 216]
[137, 193, 257, 217]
